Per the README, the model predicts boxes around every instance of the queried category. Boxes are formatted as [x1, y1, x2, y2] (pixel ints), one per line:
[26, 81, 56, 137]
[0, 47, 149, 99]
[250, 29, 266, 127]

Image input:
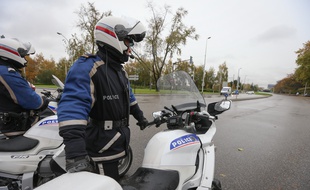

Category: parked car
[220, 87, 231, 95]
[246, 91, 254, 95]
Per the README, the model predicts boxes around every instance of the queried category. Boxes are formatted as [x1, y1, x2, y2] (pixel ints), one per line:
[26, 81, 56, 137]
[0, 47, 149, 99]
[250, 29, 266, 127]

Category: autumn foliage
[24, 53, 64, 84]
[274, 41, 310, 94]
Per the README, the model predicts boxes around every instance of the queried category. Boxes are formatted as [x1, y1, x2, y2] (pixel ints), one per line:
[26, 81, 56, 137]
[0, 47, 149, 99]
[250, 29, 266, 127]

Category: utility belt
[89, 118, 128, 130]
[0, 112, 29, 124]
[0, 112, 29, 131]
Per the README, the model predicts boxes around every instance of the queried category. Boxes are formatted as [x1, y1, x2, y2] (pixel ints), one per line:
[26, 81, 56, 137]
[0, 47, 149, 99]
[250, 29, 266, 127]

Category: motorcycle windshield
[51, 75, 64, 89]
[156, 71, 206, 111]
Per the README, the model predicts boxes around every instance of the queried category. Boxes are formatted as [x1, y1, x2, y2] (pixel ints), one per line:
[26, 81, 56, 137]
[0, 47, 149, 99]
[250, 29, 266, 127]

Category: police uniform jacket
[58, 51, 144, 162]
[0, 61, 45, 135]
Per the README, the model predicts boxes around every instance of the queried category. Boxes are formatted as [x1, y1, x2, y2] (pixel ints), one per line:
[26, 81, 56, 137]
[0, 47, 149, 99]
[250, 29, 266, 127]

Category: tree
[205, 67, 216, 91]
[134, 3, 199, 91]
[36, 55, 57, 84]
[24, 56, 39, 83]
[194, 66, 204, 90]
[53, 3, 112, 78]
[295, 40, 310, 85]
[172, 59, 194, 74]
[55, 58, 70, 82]
[74, 2, 111, 55]
[216, 62, 228, 89]
[274, 74, 303, 94]
[124, 60, 152, 88]
[58, 2, 112, 74]
[61, 3, 198, 90]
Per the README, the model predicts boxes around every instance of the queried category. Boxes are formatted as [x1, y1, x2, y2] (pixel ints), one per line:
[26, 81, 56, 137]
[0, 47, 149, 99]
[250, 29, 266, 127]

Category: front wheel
[118, 146, 133, 177]
[212, 178, 222, 190]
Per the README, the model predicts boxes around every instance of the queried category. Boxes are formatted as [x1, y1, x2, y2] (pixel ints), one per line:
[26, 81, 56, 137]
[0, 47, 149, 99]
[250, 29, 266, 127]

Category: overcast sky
[1, 0, 310, 88]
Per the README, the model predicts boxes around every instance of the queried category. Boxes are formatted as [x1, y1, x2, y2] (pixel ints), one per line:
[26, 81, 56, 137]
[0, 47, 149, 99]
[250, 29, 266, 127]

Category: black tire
[118, 145, 133, 177]
[212, 178, 222, 190]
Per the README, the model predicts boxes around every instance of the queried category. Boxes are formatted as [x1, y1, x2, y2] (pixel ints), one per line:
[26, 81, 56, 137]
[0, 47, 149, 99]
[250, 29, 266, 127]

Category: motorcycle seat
[120, 167, 179, 190]
[0, 135, 39, 152]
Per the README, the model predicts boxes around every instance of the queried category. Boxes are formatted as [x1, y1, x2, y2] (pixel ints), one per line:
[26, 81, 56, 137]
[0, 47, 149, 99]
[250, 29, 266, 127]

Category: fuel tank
[142, 129, 201, 183]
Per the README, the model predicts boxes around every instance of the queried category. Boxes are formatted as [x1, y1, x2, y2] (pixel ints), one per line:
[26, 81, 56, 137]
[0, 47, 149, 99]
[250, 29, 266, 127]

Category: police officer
[57, 16, 148, 181]
[0, 37, 49, 138]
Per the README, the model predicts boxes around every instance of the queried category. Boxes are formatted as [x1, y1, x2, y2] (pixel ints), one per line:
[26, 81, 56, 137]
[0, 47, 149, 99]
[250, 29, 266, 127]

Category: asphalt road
[127, 94, 310, 190]
[35, 88, 310, 189]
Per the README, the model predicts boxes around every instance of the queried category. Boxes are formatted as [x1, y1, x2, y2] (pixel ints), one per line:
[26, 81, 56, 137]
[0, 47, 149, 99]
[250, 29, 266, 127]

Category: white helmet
[0, 37, 35, 68]
[95, 16, 146, 55]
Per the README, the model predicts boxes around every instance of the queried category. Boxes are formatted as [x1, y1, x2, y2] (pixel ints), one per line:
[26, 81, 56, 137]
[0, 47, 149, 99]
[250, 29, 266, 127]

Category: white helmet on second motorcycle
[94, 16, 146, 55]
[0, 37, 35, 68]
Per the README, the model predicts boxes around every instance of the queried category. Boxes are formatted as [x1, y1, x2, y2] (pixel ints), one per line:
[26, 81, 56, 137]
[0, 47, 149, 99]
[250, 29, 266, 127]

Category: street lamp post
[201, 36, 211, 93]
[236, 68, 242, 92]
[57, 32, 71, 76]
[243, 75, 247, 90]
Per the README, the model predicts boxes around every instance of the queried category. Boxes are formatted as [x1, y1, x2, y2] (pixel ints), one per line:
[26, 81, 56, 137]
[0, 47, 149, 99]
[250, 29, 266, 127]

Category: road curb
[203, 94, 271, 102]
[229, 95, 270, 102]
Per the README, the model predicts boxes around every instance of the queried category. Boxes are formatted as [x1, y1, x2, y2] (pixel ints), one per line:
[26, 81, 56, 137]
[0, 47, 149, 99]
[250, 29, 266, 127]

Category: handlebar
[41, 88, 63, 102]
[41, 91, 51, 96]
[145, 108, 217, 131]
[147, 117, 161, 128]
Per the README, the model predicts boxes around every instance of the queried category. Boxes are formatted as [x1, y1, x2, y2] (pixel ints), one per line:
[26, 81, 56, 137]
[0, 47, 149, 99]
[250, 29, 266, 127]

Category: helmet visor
[127, 21, 146, 42]
[115, 20, 146, 43]
[130, 32, 146, 42]
[115, 24, 131, 41]
[18, 42, 35, 58]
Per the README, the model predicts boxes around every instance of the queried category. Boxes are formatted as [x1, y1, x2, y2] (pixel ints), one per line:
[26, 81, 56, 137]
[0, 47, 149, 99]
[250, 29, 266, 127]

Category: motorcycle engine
[0, 177, 19, 190]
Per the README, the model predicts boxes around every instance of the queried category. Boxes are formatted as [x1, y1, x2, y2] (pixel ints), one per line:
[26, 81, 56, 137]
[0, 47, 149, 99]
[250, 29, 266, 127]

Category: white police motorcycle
[35, 71, 231, 190]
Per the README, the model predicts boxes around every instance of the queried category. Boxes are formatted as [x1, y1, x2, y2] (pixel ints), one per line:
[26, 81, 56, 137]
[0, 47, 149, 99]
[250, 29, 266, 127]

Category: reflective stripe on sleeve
[130, 100, 137, 106]
[58, 120, 88, 127]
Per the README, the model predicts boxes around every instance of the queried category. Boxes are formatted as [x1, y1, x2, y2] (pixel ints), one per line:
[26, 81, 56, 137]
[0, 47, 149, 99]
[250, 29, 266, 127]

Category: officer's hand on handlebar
[35, 96, 49, 112]
[137, 117, 148, 130]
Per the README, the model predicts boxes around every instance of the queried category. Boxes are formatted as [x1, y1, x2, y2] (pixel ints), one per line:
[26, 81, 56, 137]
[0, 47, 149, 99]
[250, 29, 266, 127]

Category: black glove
[130, 103, 148, 130]
[66, 155, 97, 173]
[36, 96, 49, 112]
[137, 117, 148, 130]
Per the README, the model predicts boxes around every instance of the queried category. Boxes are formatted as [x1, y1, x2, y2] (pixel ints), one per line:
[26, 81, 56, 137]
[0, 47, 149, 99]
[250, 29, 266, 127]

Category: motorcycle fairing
[0, 115, 63, 174]
[47, 104, 57, 112]
[25, 115, 62, 141]
[143, 130, 201, 166]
